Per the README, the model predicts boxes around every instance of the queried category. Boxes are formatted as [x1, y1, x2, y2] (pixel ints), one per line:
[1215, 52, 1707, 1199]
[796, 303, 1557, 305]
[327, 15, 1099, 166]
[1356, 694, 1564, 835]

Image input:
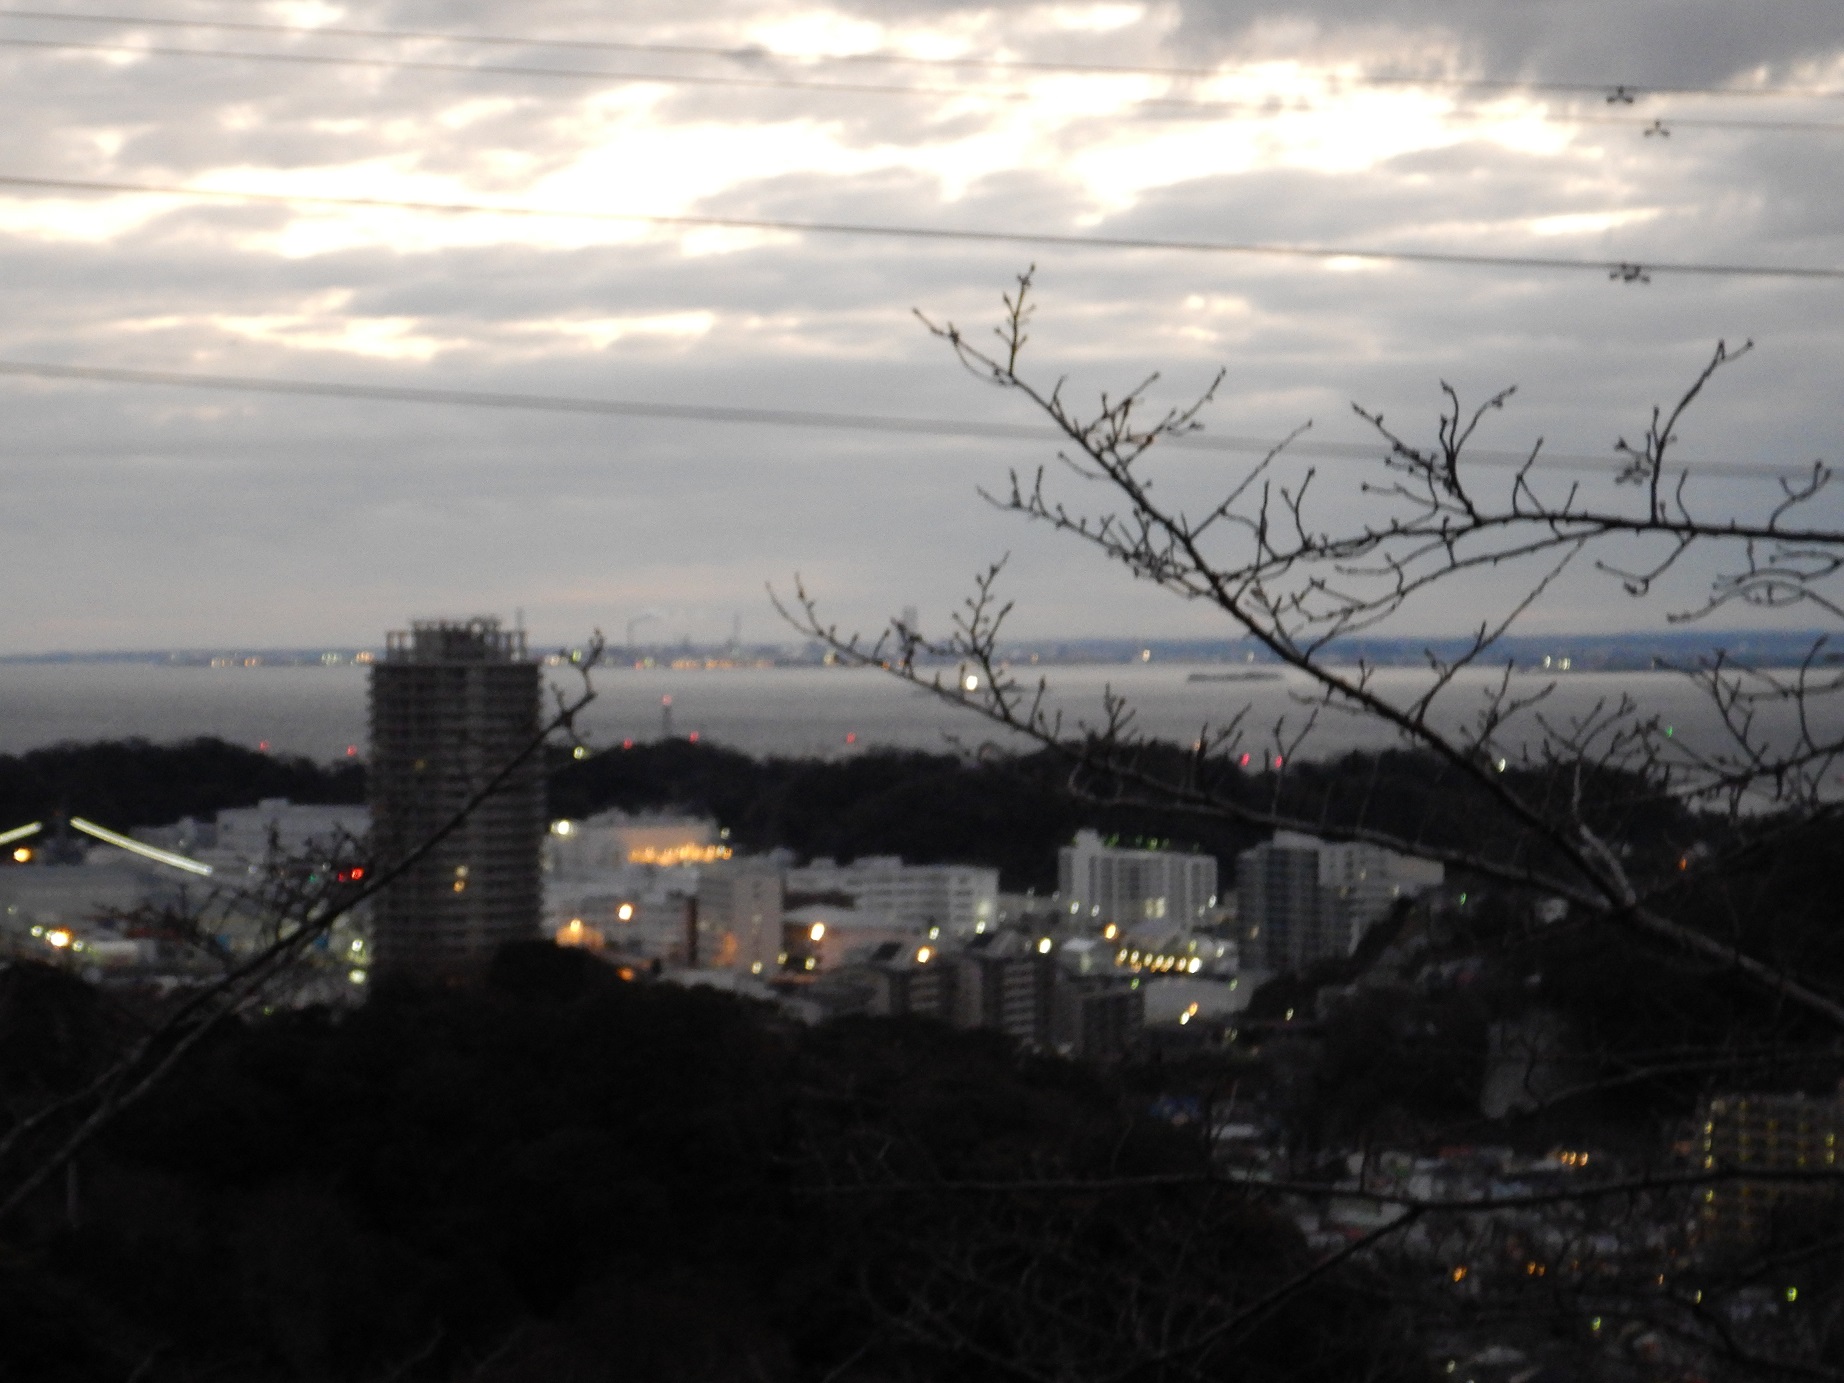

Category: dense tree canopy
[0, 951, 1415, 1382]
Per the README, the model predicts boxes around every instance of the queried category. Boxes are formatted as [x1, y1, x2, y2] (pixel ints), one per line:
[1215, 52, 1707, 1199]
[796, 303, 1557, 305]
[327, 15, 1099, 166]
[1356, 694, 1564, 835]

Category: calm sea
[1, 661, 1837, 770]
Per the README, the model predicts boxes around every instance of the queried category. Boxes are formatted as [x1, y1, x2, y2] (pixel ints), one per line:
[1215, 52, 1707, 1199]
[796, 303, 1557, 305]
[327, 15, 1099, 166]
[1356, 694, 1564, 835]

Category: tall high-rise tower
[369, 617, 543, 981]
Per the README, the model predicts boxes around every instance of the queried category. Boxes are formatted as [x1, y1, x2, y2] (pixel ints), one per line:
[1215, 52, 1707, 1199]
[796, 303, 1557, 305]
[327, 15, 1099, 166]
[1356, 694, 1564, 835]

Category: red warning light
[345, 745, 358, 757]
[688, 731, 700, 744]
[1272, 755, 1285, 769]
[1238, 753, 1251, 767]
[258, 740, 270, 752]
[845, 732, 857, 745]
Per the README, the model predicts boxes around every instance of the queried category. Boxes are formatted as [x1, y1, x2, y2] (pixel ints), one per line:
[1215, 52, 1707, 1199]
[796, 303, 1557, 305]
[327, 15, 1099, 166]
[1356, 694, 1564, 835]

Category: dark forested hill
[0, 952, 1416, 1383]
[0, 738, 365, 835]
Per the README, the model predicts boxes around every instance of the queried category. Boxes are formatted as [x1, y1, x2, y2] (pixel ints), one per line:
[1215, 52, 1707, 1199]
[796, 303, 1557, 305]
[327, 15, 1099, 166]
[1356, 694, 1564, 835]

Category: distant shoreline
[1, 629, 1834, 675]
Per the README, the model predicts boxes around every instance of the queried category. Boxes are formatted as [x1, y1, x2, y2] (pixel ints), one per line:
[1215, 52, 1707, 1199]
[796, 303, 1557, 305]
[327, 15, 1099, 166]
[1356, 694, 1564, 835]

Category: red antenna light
[688, 731, 700, 744]
[845, 732, 857, 745]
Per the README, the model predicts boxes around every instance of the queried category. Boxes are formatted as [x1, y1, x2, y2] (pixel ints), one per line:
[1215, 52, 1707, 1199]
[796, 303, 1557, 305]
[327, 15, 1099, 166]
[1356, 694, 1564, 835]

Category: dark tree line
[2, 733, 1726, 898]
[0, 738, 364, 835]
[0, 949, 1417, 1383]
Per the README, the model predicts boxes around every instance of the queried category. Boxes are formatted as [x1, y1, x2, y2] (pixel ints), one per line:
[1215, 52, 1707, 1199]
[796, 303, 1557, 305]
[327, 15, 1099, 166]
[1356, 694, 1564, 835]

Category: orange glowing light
[627, 843, 732, 866]
[556, 918, 605, 951]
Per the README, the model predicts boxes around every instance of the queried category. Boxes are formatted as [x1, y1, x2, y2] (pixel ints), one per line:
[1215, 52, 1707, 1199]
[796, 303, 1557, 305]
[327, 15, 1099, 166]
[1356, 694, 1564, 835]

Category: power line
[0, 35, 1027, 103]
[2, 7, 1840, 103]
[0, 358, 1806, 480]
[3, 172, 1839, 283]
[5, 33, 1842, 137]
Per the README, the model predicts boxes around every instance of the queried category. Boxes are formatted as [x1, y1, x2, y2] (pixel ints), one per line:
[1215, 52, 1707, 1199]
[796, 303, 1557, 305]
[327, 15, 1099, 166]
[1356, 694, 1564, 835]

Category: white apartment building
[1237, 831, 1444, 972]
[784, 856, 998, 936]
[547, 810, 727, 878]
[1057, 830, 1218, 928]
[212, 799, 371, 865]
[697, 856, 785, 975]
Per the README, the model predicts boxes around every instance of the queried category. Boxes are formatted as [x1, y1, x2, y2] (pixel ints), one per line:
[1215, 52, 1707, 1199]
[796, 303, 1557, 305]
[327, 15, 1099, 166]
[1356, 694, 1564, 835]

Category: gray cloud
[0, 0, 1839, 654]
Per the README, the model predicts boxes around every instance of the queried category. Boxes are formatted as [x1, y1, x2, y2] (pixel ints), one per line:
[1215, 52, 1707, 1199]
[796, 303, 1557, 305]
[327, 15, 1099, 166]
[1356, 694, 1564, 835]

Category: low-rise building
[548, 809, 728, 876]
[785, 856, 997, 935]
[1698, 1090, 1844, 1241]
[1058, 830, 1218, 928]
[951, 932, 1053, 1043]
[1051, 977, 1144, 1060]
[1237, 831, 1443, 973]
[697, 857, 785, 976]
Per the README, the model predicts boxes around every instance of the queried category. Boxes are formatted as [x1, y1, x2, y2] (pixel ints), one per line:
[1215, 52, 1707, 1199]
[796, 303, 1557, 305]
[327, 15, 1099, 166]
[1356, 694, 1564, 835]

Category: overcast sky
[1, 0, 1841, 653]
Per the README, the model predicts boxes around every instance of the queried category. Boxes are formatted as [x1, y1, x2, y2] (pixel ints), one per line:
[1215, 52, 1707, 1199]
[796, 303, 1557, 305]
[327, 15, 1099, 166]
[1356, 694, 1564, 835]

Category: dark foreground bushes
[0, 950, 1414, 1383]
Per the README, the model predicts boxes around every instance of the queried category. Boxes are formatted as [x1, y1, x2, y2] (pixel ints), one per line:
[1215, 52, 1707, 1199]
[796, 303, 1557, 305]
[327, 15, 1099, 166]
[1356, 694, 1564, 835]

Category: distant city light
[916, 946, 933, 963]
[616, 902, 635, 921]
[809, 922, 826, 941]
[551, 820, 575, 836]
[556, 918, 604, 951]
[45, 929, 71, 949]
[573, 745, 588, 760]
[627, 843, 732, 865]
[1102, 923, 1118, 939]
[962, 673, 979, 692]
[1037, 937, 1053, 954]
[10, 847, 29, 863]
